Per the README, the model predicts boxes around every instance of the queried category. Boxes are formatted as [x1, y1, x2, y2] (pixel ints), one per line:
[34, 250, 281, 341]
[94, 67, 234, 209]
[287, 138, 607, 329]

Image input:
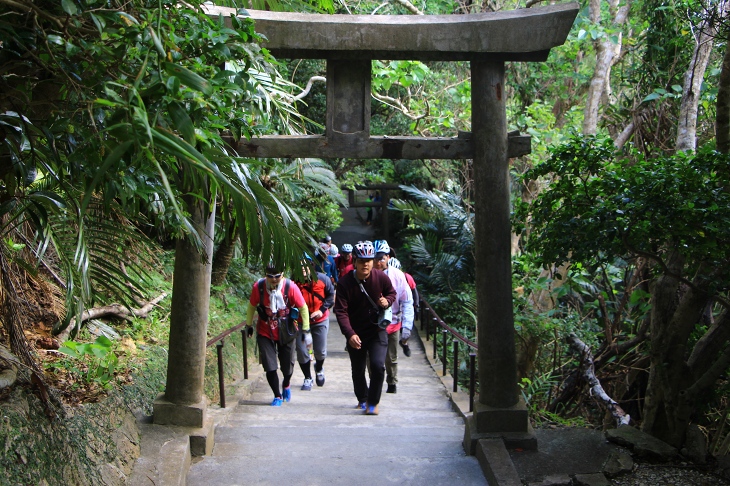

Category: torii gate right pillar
[463, 61, 536, 453]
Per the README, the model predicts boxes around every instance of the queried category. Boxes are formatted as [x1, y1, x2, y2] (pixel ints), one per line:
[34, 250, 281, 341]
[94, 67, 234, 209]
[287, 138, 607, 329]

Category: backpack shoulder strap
[257, 279, 265, 303]
[284, 278, 291, 306]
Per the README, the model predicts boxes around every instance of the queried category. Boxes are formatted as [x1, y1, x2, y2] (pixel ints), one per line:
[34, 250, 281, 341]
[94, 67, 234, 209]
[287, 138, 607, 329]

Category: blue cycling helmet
[341, 243, 353, 253]
[373, 240, 390, 255]
[388, 257, 402, 269]
[354, 240, 375, 259]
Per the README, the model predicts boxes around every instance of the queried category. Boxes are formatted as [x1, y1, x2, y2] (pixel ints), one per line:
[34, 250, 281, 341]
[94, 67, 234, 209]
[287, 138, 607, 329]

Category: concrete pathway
[186, 321, 487, 486]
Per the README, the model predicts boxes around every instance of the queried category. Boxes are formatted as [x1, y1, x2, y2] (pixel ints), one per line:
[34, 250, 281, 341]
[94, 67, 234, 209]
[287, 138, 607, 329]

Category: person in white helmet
[373, 240, 414, 394]
[336, 243, 355, 278]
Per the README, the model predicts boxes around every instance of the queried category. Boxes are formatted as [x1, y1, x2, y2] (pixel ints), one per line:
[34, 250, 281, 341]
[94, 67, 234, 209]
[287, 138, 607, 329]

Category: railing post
[216, 340, 226, 408]
[441, 328, 448, 376]
[420, 305, 426, 331]
[453, 340, 459, 393]
[469, 351, 476, 413]
[241, 329, 249, 380]
[433, 322, 439, 360]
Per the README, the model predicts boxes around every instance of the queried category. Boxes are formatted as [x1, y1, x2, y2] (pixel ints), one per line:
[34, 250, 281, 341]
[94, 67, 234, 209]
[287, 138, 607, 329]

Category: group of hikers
[245, 237, 419, 415]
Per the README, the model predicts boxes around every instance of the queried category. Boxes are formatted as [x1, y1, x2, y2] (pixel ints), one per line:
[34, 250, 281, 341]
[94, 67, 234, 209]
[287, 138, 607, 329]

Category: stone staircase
[186, 321, 487, 485]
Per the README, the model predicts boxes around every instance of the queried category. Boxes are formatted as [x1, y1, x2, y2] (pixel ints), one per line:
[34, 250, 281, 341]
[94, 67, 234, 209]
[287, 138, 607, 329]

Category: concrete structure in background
[173, 4, 579, 482]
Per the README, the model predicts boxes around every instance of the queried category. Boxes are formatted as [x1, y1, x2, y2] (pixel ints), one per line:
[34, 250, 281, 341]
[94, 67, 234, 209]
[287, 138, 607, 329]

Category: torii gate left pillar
[207, 2, 578, 462]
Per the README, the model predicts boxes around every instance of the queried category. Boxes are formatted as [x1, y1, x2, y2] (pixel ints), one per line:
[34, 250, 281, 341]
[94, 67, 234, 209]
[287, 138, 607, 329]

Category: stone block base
[153, 393, 208, 427]
[464, 413, 537, 455]
[475, 438, 523, 486]
[474, 399, 530, 433]
[190, 417, 215, 457]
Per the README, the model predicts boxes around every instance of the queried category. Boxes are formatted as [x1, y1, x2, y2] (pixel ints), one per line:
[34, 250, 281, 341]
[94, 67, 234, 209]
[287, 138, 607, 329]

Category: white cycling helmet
[388, 257, 402, 269]
[373, 240, 390, 254]
[354, 240, 375, 259]
[329, 244, 338, 256]
[341, 243, 353, 253]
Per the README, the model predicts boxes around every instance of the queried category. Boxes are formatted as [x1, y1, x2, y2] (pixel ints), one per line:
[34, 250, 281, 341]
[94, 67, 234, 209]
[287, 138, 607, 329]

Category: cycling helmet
[341, 243, 353, 253]
[323, 235, 332, 243]
[353, 240, 375, 259]
[373, 240, 390, 255]
[388, 257, 402, 269]
[329, 244, 338, 256]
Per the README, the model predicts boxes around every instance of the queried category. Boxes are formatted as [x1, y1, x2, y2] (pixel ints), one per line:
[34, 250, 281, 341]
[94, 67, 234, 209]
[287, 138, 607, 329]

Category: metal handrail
[419, 298, 478, 412]
[206, 322, 253, 408]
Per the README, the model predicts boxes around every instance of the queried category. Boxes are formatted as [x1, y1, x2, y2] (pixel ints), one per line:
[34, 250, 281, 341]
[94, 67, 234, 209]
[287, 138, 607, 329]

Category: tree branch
[55, 292, 167, 342]
[567, 332, 631, 427]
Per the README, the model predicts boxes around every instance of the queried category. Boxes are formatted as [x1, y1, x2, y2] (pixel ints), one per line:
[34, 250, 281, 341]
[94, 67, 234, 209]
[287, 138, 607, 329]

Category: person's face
[374, 254, 389, 270]
[354, 258, 373, 279]
[343, 252, 352, 262]
[266, 272, 283, 288]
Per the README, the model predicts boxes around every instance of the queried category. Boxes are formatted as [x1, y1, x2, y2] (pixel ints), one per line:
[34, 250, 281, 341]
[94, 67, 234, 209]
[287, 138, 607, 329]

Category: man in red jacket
[334, 241, 396, 415]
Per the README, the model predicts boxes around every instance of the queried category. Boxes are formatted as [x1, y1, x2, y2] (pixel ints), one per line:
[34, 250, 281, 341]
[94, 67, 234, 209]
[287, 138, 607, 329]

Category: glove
[303, 331, 312, 346]
[247, 326, 254, 338]
[401, 328, 411, 341]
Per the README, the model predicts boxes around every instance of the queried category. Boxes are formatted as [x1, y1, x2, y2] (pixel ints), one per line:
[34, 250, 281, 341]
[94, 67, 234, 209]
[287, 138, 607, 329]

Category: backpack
[256, 279, 298, 345]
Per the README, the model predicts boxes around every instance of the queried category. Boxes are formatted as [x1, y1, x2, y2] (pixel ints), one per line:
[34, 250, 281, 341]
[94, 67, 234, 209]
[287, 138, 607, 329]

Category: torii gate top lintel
[206, 4, 578, 160]
[206, 4, 579, 62]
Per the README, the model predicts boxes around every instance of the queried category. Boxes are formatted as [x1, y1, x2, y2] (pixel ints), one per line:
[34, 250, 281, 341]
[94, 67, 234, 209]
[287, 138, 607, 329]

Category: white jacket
[385, 266, 414, 330]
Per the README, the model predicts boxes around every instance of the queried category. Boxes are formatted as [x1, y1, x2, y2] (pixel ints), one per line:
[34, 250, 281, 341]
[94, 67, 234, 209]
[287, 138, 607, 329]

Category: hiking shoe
[282, 386, 291, 402]
[400, 341, 411, 357]
[316, 371, 325, 387]
[301, 378, 313, 391]
[271, 397, 283, 406]
[356, 401, 366, 410]
[386, 384, 397, 394]
[364, 404, 379, 415]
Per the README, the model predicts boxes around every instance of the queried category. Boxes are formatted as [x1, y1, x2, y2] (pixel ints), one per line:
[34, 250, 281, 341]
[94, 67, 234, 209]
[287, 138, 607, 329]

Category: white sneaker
[301, 378, 313, 391]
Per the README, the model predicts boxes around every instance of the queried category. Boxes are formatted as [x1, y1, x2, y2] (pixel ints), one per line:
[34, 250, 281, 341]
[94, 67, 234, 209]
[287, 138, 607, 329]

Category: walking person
[294, 259, 335, 390]
[373, 241, 414, 394]
[246, 264, 310, 406]
[388, 257, 418, 356]
[335, 243, 355, 278]
[334, 241, 397, 415]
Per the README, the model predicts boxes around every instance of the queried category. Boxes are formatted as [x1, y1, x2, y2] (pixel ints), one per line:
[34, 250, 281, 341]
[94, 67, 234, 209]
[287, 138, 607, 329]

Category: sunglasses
[266, 273, 283, 278]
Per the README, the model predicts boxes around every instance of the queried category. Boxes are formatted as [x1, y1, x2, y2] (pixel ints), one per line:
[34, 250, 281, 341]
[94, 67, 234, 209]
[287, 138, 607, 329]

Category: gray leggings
[296, 321, 329, 363]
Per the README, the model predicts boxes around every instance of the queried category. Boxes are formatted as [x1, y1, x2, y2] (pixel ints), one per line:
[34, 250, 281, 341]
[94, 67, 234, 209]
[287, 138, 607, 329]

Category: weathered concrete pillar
[326, 59, 371, 140]
[464, 61, 535, 454]
[153, 194, 215, 430]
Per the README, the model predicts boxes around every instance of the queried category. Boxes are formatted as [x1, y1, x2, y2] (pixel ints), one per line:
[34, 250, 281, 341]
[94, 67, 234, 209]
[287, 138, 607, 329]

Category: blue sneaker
[355, 401, 366, 410]
[365, 404, 379, 415]
[282, 386, 291, 402]
[271, 397, 283, 406]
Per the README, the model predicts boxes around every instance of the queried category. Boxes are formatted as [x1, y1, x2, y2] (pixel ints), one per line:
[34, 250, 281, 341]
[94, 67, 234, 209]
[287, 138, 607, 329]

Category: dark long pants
[347, 329, 388, 406]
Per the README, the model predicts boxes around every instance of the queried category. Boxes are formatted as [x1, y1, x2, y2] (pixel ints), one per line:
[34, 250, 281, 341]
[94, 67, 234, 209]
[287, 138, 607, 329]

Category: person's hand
[348, 334, 362, 350]
[401, 328, 411, 341]
[303, 331, 313, 346]
[310, 310, 323, 321]
[247, 326, 254, 338]
[378, 296, 389, 308]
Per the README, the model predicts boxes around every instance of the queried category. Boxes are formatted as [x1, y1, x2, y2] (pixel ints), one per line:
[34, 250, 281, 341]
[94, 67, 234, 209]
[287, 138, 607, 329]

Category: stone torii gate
[161, 1, 577, 467]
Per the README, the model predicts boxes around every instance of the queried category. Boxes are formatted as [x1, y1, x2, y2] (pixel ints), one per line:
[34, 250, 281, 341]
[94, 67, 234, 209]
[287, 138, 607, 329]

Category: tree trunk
[164, 192, 216, 406]
[676, 12, 722, 152]
[211, 233, 239, 287]
[582, 0, 630, 135]
[641, 251, 710, 447]
[716, 38, 730, 153]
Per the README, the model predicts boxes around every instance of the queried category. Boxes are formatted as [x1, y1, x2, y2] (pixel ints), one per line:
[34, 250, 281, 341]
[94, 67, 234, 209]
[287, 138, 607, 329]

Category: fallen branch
[567, 332, 631, 427]
[55, 292, 167, 342]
